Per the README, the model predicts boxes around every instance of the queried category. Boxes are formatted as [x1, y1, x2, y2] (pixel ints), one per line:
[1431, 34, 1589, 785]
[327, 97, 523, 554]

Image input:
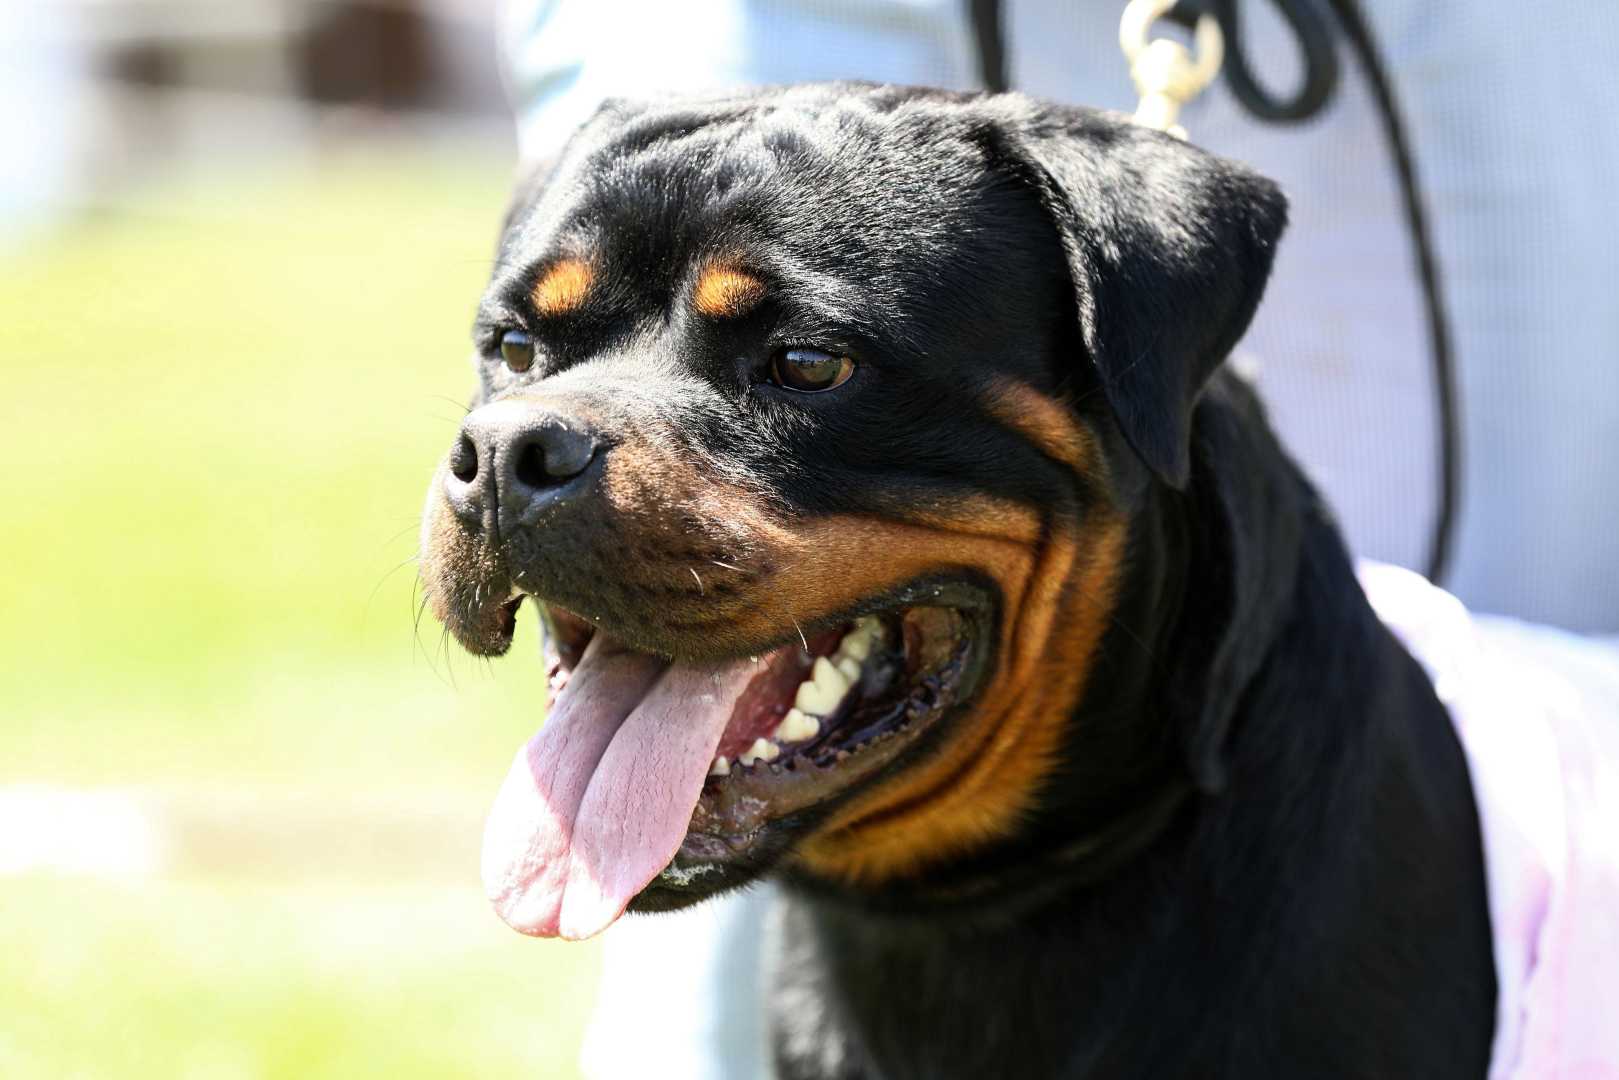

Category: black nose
[443, 400, 600, 537]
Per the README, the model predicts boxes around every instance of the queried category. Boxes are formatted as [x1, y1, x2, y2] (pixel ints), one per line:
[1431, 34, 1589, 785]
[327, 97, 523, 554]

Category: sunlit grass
[0, 151, 549, 789]
[0, 876, 600, 1079]
[0, 150, 602, 1078]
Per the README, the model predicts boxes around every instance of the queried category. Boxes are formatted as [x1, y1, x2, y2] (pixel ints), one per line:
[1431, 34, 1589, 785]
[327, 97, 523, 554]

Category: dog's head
[419, 84, 1286, 939]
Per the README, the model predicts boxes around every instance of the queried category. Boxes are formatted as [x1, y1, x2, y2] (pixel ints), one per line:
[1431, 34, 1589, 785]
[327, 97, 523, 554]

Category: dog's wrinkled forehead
[482, 83, 1287, 496]
[492, 84, 1061, 357]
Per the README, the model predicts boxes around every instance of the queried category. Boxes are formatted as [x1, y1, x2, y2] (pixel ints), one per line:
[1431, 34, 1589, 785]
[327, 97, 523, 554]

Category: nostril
[512, 428, 595, 492]
[514, 441, 549, 490]
[450, 434, 479, 484]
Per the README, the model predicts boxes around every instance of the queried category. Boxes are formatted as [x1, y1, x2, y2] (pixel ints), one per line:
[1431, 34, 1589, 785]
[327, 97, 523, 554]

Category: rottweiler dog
[419, 84, 1495, 1078]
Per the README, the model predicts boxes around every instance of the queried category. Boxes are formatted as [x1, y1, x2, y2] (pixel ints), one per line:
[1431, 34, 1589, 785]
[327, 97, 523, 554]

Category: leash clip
[1120, 0, 1224, 139]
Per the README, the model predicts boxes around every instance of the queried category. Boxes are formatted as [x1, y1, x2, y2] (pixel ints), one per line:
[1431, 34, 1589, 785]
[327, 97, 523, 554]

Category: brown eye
[500, 329, 535, 373]
[770, 347, 855, 393]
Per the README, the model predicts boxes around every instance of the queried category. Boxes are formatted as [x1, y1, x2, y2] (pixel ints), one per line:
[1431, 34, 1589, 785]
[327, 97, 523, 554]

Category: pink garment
[1359, 562, 1619, 1078]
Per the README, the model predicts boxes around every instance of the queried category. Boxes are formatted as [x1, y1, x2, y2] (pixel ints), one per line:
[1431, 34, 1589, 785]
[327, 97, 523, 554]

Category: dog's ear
[984, 102, 1287, 488]
[1167, 374, 1305, 791]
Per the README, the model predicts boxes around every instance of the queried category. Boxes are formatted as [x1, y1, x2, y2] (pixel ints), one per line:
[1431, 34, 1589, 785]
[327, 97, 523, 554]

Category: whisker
[412, 590, 450, 688]
[364, 553, 420, 624]
[377, 522, 423, 551]
[689, 568, 705, 595]
[428, 394, 473, 416]
[412, 577, 429, 641]
[439, 624, 459, 691]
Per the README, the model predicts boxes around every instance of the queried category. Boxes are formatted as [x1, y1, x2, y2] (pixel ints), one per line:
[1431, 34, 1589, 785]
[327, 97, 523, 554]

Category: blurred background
[4, 1, 1615, 1077]
[1, 2, 601, 1077]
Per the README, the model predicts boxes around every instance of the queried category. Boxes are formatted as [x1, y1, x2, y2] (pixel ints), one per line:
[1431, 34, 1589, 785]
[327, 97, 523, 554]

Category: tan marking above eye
[692, 265, 767, 319]
[532, 258, 594, 316]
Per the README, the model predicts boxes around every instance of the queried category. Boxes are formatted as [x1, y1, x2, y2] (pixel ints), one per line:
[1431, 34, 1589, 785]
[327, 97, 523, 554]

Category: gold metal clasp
[1119, 0, 1224, 139]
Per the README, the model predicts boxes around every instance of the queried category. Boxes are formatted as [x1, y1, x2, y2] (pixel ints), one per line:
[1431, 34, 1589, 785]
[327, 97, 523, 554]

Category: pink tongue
[481, 633, 759, 940]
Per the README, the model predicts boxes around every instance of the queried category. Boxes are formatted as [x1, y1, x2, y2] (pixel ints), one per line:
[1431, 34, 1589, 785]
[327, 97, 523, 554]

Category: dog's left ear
[984, 102, 1287, 488]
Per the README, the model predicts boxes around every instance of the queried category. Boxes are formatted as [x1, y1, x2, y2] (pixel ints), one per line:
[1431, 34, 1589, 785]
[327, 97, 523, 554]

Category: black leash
[968, 0, 1460, 583]
[968, 0, 1010, 93]
[1321, 0, 1460, 584]
[1167, 0, 1338, 120]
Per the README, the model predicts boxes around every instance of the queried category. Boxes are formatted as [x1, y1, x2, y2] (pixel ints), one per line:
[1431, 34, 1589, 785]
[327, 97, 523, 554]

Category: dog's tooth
[793, 657, 851, 716]
[834, 656, 862, 684]
[772, 709, 800, 742]
[840, 618, 884, 660]
[708, 756, 730, 777]
[838, 630, 872, 661]
[812, 656, 849, 695]
[739, 738, 780, 767]
[794, 658, 850, 716]
[774, 708, 820, 743]
[793, 678, 837, 715]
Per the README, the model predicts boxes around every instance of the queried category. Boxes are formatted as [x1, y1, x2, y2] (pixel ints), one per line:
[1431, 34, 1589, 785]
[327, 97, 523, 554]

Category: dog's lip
[438, 577, 527, 657]
[534, 577, 994, 674]
[533, 577, 996, 868]
[496, 592, 524, 638]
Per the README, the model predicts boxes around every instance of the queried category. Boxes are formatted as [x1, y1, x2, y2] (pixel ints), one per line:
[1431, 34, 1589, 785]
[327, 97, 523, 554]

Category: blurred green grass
[0, 877, 600, 1079]
[1, 151, 551, 788]
[0, 150, 602, 1077]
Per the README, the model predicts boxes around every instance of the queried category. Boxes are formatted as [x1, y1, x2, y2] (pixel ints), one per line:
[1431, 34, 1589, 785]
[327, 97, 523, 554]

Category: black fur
[453, 84, 1495, 1077]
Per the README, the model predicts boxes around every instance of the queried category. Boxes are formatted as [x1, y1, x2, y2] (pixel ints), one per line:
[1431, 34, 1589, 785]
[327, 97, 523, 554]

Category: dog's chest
[766, 898, 1089, 1080]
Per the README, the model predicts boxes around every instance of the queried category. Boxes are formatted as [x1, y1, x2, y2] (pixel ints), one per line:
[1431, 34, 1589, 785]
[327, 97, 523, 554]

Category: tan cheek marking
[620, 495, 1044, 650]
[692, 265, 766, 319]
[784, 393, 1119, 884]
[604, 473, 1116, 883]
[532, 258, 594, 316]
[795, 515, 1126, 884]
[984, 378, 1098, 476]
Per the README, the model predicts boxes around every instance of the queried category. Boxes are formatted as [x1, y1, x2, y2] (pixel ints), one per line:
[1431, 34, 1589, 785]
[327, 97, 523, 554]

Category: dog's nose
[443, 400, 600, 536]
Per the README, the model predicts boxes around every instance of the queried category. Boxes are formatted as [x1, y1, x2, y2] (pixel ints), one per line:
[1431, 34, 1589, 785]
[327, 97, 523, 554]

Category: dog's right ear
[979, 100, 1287, 488]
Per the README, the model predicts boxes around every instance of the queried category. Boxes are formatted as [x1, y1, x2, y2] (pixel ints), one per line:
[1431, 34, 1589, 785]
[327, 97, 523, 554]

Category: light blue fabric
[500, 0, 1619, 634]
[500, 0, 979, 161]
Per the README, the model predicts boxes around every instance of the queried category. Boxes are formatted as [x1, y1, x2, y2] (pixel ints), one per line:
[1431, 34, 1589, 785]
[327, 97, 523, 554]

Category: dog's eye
[499, 330, 536, 373]
[770, 347, 854, 393]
